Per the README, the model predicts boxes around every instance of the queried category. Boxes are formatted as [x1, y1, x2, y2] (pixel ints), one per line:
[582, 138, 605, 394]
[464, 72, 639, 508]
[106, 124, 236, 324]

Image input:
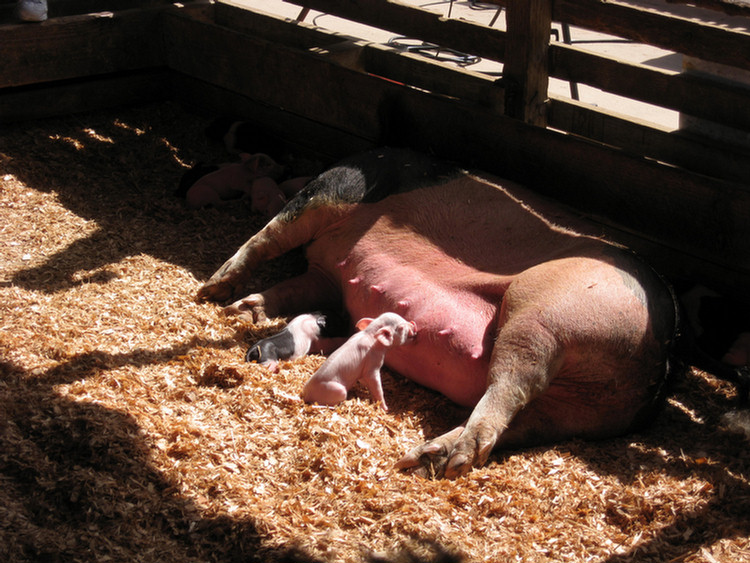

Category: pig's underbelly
[334, 241, 509, 407]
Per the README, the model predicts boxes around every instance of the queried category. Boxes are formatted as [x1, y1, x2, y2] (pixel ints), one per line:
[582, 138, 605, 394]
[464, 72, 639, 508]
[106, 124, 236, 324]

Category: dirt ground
[1, 102, 749, 563]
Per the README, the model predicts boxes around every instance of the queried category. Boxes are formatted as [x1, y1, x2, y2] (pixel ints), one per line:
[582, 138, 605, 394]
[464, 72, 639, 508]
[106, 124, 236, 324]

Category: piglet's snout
[408, 322, 417, 339]
[401, 321, 418, 343]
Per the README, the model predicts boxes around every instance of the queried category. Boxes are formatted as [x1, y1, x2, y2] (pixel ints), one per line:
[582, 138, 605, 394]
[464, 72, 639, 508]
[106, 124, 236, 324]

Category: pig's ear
[375, 327, 394, 347]
[356, 318, 374, 331]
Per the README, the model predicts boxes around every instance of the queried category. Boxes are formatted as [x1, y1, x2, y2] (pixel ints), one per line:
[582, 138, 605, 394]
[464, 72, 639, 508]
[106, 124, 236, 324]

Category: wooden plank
[170, 73, 375, 162]
[0, 8, 166, 88]
[664, 0, 750, 18]
[215, 0, 346, 50]
[361, 43, 505, 113]
[163, 11, 385, 140]
[549, 42, 750, 131]
[272, 1, 750, 133]
[215, 2, 505, 111]
[548, 96, 750, 184]
[0, 70, 172, 123]
[554, 0, 750, 72]
[503, 0, 551, 125]
[0, 0, 178, 21]
[282, 0, 507, 61]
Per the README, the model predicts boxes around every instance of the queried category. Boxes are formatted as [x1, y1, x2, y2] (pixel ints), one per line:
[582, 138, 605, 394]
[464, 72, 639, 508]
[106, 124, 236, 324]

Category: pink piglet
[301, 312, 417, 410]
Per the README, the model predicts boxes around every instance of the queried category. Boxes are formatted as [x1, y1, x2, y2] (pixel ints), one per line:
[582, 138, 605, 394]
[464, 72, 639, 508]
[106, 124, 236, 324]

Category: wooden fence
[1, 0, 749, 297]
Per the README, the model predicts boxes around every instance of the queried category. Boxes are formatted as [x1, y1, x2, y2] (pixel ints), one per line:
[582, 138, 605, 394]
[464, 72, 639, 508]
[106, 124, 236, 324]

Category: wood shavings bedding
[1, 103, 749, 563]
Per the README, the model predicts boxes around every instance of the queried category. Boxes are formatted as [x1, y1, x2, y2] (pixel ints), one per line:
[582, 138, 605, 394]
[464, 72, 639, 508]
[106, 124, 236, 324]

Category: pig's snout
[398, 321, 418, 344]
[407, 321, 418, 339]
[245, 345, 262, 363]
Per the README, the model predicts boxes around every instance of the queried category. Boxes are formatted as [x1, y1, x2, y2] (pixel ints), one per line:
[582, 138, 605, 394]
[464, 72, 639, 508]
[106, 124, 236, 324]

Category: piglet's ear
[356, 318, 374, 331]
[375, 327, 394, 347]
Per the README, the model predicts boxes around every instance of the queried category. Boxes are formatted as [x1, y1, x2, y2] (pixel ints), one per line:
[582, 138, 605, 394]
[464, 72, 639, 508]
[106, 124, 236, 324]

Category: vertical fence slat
[503, 0, 551, 126]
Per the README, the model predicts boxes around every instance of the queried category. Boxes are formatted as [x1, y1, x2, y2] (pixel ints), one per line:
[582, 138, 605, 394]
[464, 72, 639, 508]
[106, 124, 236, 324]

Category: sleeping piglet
[301, 312, 417, 410]
[246, 313, 326, 372]
[185, 153, 285, 212]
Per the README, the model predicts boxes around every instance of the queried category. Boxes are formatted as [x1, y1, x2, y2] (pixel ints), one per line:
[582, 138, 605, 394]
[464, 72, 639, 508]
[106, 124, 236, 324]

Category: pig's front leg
[198, 203, 351, 302]
[396, 316, 561, 479]
[223, 267, 341, 323]
[198, 225, 282, 302]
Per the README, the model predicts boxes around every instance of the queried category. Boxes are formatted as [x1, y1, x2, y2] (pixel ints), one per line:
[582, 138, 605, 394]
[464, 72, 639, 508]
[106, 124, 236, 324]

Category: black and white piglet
[245, 311, 347, 371]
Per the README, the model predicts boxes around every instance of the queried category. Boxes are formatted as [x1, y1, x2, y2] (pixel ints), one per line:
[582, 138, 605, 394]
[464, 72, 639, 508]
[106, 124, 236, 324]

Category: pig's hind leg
[397, 257, 671, 479]
[396, 311, 563, 479]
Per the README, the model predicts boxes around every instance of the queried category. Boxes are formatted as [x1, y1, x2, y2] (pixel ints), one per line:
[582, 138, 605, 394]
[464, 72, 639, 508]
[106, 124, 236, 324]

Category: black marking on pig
[279, 148, 459, 222]
[245, 311, 347, 364]
[205, 117, 288, 160]
[245, 329, 296, 364]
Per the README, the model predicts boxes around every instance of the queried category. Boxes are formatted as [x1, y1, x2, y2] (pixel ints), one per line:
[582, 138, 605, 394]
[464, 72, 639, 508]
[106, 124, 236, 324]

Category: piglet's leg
[223, 267, 341, 323]
[396, 316, 561, 479]
[303, 380, 348, 406]
[362, 367, 388, 411]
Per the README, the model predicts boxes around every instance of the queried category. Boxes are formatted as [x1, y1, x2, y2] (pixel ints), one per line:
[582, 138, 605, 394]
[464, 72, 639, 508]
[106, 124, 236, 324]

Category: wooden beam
[548, 96, 750, 184]
[665, 0, 750, 18]
[550, 41, 750, 132]
[0, 8, 166, 89]
[361, 43, 504, 113]
[215, 0, 346, 51]
[503, 0, 551, 125]
[0, 70, 172, 124]
[281, 0, 506, 61]
[215, 2, 505, 112]
[206, 3, 750, 181]
[554, 0, 750, 72]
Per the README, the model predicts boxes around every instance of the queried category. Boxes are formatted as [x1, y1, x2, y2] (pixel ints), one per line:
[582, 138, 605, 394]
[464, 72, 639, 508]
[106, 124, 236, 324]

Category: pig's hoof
[197, 278, 235, 302]
[442, 424, 498, 479]
[394, 426, 464, 479]
[198, 258, 250, 302]
[223, 294, 268, 323]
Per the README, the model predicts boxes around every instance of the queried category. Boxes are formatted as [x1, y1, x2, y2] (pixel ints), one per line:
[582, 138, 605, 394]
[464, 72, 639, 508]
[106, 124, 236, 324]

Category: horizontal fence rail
[283, 0, 750, 178]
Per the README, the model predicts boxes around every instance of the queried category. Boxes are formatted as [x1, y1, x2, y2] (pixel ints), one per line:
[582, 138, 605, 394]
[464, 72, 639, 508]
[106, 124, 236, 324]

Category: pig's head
[356, 313, 417, 348]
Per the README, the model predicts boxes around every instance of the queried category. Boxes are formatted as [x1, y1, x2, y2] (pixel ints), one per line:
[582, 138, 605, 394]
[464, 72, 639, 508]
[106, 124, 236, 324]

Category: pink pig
[301, 312, 417, 410]
[185, 153, 284, 211]
[249, 176, 286, 217]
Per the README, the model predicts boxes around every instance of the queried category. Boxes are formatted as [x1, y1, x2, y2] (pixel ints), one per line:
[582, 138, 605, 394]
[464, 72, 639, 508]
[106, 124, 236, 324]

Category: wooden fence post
[504, 0, 552, 126]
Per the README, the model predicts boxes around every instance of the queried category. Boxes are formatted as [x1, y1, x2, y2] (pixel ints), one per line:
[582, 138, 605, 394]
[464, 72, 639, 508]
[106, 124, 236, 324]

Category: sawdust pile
[1, 103, 749, 563]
